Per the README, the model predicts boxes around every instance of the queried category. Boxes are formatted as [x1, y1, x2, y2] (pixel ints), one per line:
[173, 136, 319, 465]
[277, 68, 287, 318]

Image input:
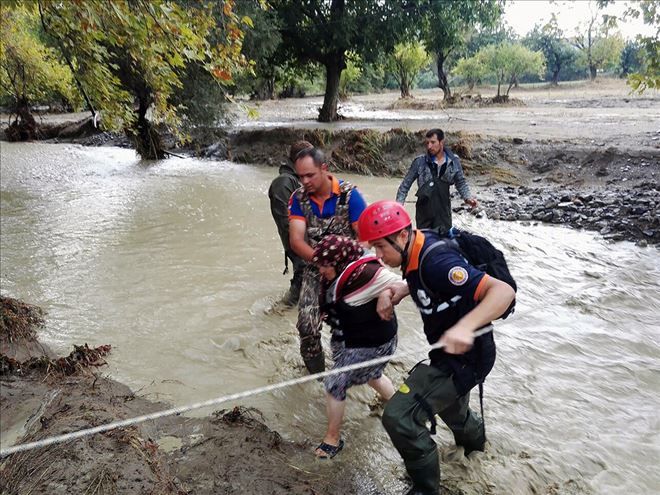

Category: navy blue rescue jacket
[405, 230, 496, 394]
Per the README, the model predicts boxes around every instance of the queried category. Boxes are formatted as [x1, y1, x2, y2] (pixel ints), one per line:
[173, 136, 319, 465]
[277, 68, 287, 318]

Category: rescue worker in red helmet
[357, 200, 515, 495]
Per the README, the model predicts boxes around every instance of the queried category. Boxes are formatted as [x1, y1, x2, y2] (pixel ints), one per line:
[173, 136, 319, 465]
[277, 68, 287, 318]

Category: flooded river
[1, 142, 659, 494]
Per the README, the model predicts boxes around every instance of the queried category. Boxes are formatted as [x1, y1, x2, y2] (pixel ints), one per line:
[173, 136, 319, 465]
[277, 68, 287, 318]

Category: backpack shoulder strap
[294, 186, 315, 222]
[338, 180, 354, 206]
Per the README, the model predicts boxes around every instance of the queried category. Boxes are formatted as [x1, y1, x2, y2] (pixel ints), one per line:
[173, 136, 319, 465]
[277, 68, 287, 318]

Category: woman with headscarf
[311, 234, 400, 459]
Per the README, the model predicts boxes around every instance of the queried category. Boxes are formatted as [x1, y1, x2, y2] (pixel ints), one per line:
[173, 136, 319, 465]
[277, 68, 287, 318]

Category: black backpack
[419, 228, 517, 319]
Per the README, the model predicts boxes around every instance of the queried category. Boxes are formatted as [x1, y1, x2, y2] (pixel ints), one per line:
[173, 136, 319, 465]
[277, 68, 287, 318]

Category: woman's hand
[377, 289, 394, 321]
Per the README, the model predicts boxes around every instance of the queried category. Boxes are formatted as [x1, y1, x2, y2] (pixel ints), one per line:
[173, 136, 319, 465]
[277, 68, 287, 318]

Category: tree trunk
[130, 95, 165, 160]
[506, 77, 515, 96]
[318, 56, 345, 122]
[551, 54, 561, 85]
[436, 53, 451, 100]
[551, 68, 560, 85]
[266, 77, 275, 100]
[113, 53, 165, 159]
[400, 80, 412, 99]
[5, 98, 38, 141]
[587, 18, 596, 81]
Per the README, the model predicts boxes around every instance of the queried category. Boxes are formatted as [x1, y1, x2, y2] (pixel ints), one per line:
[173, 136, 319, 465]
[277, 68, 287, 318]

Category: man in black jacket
[268, 140, 312, 305]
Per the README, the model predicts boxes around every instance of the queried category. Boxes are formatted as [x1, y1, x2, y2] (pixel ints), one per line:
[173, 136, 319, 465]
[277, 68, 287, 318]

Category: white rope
[0, 327, 493, 457]
[0, 274, 606, 458]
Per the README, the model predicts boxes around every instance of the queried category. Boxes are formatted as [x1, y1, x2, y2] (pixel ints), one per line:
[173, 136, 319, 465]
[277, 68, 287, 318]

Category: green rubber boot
[404, 451, 440, 495]
[452, 410, 485, 456]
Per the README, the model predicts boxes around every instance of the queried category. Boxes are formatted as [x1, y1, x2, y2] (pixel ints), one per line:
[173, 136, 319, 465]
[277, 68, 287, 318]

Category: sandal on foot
[315, 439, 344, 459]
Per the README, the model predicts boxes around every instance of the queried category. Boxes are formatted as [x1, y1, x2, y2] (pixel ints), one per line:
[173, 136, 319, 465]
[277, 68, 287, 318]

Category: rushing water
[1, 142, 659, 494]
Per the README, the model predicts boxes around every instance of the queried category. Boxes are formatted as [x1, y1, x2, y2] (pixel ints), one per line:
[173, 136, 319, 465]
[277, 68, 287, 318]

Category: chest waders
[295, 182, 355, 374]
[415, 162, 451, 233]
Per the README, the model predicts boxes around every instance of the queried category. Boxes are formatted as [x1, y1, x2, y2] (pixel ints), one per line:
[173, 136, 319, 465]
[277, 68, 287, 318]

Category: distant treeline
[1, 1, 656, 158]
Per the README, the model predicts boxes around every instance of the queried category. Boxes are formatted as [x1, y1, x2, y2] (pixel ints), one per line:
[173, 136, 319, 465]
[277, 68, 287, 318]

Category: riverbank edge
[3, 121, 659, 245]
[0, 296, 365, 495]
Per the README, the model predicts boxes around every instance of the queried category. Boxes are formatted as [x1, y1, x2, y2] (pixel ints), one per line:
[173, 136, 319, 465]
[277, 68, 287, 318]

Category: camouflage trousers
[296, 265, 323, 362]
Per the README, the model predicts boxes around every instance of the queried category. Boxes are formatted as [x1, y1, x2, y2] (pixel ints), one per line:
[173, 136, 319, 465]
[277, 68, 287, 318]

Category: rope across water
[0, 327, 494, 457]
[0, 278, 601, 458]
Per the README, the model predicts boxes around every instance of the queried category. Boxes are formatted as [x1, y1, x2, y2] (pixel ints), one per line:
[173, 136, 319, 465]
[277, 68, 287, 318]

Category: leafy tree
[273, 1, 417, 122]
[32, 0, 250, 158]
[349, 59, 387, 94]
[572, 1, 621, 80]
[479, 43, 545, 98]
[452, 55, 487, 91]
[338, 52, 362, 99]
[0, 5, 78, 139]
[619, 40, 645, 77]
[419, 0, 503, 100]
[236, 1, 282, 100]
[525, 15, 578, 85]
[589, 32, 625, 75]
[621, 0, 659, 92]
[386, 42, 431, 98]
[572, 4, 600, 80]
[276, 61, 317, 98]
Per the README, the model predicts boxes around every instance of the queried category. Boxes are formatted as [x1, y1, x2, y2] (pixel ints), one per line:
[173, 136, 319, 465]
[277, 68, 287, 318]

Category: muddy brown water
[1, 142, 659, 494]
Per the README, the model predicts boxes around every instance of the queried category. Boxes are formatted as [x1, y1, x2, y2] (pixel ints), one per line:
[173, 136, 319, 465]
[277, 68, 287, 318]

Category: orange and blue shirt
[288, 176, 367, 223]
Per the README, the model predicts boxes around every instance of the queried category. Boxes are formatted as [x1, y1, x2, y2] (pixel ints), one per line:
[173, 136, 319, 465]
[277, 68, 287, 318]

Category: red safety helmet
[358, 200, 412, 242]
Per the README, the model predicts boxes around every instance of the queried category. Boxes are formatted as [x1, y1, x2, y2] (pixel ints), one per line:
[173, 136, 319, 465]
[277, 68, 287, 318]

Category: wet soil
[0, 298, 367, 495]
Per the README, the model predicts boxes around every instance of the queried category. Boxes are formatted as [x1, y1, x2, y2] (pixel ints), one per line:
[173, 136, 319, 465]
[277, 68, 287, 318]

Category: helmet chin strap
[384, 226, 413, 275]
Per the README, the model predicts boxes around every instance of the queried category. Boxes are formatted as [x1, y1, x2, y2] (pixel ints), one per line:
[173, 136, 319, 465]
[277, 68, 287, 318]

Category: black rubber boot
[285, 278, 302, 306]
[404, 452, 440, 495]
[286, 260, 304, 306]
[452, 411, 485, 456]
[303, 352, 325, 375]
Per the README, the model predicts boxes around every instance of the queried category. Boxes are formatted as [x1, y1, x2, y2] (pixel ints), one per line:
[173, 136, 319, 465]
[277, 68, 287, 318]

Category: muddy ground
[0, 296, 375, 495]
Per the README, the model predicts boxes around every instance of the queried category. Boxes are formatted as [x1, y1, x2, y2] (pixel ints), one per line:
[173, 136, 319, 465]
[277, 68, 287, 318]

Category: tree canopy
[419, 0, 503, 99]
[3, 0, 252, 157]
[478, 43, 545, 98]
[386, 42, 431, 99]
[525, 15, 578, 85]
[452, 56, 487, 91]
[0, 4, 79, 139]
[622, 0, 659, 92]
[273, 0, 418, 121]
